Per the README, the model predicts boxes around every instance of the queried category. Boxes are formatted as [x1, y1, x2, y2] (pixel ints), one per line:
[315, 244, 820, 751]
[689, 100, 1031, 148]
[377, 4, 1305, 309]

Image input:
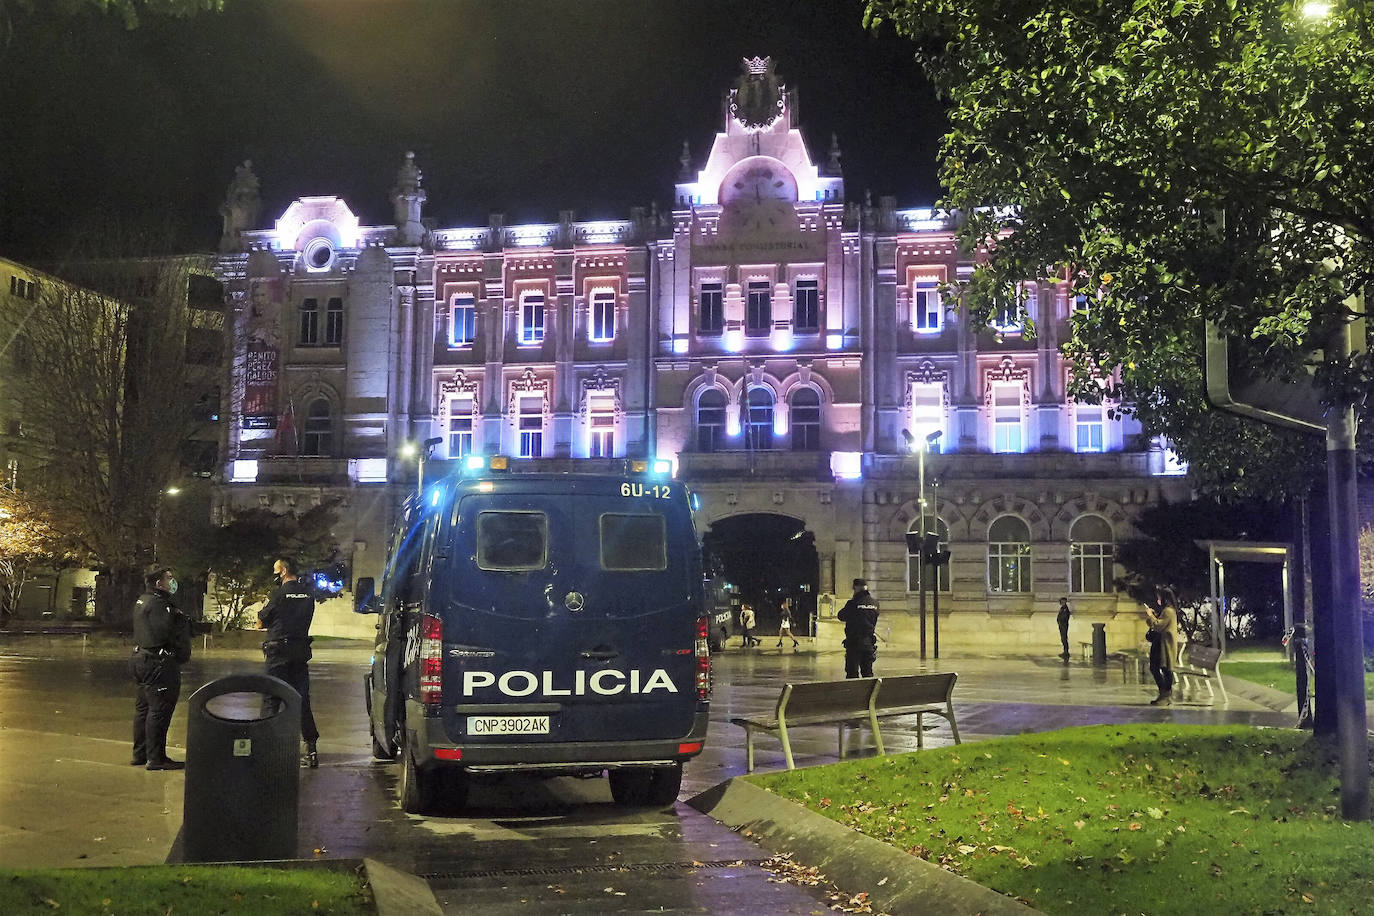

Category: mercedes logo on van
[564, 591, 585, 612]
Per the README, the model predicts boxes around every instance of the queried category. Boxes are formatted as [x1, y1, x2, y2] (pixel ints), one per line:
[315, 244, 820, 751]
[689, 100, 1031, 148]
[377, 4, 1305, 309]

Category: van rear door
[439, 480, 699, 748]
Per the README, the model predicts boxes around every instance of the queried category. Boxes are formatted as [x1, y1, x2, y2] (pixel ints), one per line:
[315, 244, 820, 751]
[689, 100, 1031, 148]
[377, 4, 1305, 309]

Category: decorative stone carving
[219, 160, 261, 253]
[390, 152, 427, 246]
[578, 368, 622, 419]
[507, 367, 550, 417]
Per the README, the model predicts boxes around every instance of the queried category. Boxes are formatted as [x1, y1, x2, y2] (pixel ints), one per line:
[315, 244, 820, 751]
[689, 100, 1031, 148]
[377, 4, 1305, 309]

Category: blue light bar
[652, 459, 672, 475]
[464, 455, 487, 471]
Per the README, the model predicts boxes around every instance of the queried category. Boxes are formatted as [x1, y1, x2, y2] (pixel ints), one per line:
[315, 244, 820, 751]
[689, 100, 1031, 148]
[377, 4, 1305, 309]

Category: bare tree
[10, 252, 209, 628]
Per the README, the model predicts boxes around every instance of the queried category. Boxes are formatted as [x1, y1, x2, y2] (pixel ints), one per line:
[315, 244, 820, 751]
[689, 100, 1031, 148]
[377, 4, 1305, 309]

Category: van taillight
[695, 616, 711, 700]
[419, 613, 443, 713]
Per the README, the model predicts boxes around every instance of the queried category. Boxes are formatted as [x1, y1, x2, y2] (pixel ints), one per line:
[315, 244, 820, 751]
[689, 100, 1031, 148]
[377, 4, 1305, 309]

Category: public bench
[729, 672, 960, 772]
[1174, 643, 1227, 705]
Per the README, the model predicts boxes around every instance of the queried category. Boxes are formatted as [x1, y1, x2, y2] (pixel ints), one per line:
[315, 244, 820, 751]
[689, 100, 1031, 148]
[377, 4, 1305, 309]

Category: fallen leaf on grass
[957, 844, 978, 854]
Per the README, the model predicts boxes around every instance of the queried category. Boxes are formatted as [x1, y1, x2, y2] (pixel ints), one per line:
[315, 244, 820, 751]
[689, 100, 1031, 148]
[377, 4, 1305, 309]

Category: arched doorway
[702, 513, 820, 636]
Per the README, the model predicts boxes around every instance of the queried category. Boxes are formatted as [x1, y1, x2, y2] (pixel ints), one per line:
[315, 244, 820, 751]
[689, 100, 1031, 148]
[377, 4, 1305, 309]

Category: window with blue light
[448, 396, 474, 458]
[699, 282, 723, 335]
[520, 292, 546, 345]
[790, 388, 820, 451]
[794, 279, 819, 333]
[1075, 404, 1105, 453]
[450, 294, 476, 347]
[696, 389, 726, 452]
[518, 395, 543, 457]
[590, 289, 615, 342]
[992, 385, 1023, 453]
[913, 279, 942, 333]
[588, 394, 615, 457]
[745, 281, 771, 336]
[910, 382, 944, 450]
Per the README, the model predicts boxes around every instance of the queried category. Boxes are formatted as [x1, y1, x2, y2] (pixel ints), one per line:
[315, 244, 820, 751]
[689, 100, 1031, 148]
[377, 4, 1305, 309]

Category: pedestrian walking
[130, 567, 192, 770]
[1056, 597, 1072, 659]
[740, 603, 760, 647]
[837, 578, 879, 678]
[259, 557, 320, 767]
[777, 597, 799, 648]
[1145, 586, 1179, 705]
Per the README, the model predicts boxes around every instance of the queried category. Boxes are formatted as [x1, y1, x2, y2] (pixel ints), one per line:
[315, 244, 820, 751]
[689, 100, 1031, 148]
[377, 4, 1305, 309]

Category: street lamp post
[902, 428, 943, 659]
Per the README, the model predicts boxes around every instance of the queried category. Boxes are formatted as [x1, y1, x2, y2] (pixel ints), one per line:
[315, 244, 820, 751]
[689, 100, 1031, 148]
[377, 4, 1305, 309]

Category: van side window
[477, 511, 548, 570]
[600, 514, 668, 571]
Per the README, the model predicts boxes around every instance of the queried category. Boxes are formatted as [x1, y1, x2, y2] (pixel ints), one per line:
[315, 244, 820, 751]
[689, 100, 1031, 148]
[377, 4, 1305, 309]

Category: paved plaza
[0, 635, 1298, 912]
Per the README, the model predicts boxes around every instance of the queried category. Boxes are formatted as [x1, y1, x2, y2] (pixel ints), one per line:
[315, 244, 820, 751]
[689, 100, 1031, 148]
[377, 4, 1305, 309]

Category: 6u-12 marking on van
[620, 482, 673, 498]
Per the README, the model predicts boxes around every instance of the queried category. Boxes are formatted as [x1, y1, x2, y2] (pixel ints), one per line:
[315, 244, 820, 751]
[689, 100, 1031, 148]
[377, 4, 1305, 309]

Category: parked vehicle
[356, 459, 710, 814]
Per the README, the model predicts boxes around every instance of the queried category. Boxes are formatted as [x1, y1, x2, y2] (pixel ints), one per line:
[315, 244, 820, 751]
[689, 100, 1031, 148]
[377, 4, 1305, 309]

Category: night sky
[0, 0, 944, 259]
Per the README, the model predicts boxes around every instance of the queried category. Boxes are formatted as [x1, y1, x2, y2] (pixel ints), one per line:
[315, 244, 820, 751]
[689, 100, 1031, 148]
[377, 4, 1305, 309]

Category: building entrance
[702, 513, 819, 638]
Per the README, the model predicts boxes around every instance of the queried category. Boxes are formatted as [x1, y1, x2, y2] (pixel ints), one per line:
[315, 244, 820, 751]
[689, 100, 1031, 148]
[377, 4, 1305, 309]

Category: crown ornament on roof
[743, 55, 772, 75]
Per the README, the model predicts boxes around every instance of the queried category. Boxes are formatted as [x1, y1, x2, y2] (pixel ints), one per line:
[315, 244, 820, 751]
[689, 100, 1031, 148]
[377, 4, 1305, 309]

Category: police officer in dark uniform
[130, 567, 192, 770]
[259, 557, 320, 768]
[837, 577, 880, 679]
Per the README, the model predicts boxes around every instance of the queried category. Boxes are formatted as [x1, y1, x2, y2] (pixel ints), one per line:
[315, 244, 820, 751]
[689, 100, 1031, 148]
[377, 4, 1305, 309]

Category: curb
[688, 777, 1039, 915]
[154, 853, 441, 915]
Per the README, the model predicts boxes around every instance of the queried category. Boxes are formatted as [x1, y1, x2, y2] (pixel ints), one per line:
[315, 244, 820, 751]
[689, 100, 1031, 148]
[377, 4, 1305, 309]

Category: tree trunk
[96, 566, 143, 631]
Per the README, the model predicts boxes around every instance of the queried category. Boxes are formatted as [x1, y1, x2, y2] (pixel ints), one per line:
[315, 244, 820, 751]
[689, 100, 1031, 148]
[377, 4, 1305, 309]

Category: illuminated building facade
[215, 59, 1189, 648]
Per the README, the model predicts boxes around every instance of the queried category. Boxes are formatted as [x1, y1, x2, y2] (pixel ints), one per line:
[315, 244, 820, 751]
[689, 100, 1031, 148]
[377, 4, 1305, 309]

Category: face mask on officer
[168, 578, 178, 595]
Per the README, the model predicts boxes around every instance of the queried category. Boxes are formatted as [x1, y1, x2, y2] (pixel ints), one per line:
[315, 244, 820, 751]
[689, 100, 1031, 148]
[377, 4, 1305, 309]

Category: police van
[355, 458, 711, 814]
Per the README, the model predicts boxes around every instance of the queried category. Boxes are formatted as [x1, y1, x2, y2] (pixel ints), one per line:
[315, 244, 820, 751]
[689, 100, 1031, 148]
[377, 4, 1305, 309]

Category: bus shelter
[1193, 540, 1295, 655]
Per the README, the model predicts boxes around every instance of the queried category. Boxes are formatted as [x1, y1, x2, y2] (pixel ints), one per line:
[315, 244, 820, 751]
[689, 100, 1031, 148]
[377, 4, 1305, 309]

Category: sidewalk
[0, 639, 1305, 913]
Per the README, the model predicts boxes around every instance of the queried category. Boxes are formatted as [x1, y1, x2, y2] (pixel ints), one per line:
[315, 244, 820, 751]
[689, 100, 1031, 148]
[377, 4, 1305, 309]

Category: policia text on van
[355, 460, 711, 815]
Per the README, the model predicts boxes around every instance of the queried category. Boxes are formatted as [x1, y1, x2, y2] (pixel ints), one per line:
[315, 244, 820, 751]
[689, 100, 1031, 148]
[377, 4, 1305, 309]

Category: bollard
[182, 674, 300, 862]
[1091, 622, 1107, 666]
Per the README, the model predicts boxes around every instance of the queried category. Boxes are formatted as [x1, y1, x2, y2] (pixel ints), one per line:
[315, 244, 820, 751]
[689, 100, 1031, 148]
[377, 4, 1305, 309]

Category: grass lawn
[754, 724, 1374, 916]
[0, 864, 374, 915]
[1221, 646, 1374, 701]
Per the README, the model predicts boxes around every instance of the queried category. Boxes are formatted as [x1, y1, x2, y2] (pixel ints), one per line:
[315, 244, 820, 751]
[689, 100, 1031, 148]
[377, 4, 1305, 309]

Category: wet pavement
[0, 634, 1297, 913]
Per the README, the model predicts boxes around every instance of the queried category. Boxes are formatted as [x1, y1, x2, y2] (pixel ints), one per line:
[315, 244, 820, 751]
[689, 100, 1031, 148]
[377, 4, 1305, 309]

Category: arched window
[696, 389, 726, 453]
[987, 515, 1031, 592]
[1070, 515, 1115, 593]
[907, 516, 951, 592]
[791, 388, 820, 451]
[745, 387, 774, 450]
[302, 398, 332, 456]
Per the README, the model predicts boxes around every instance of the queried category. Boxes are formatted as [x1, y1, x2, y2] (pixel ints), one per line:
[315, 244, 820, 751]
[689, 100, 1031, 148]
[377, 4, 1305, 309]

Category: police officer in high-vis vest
[259, 557, 320, 768]
[130, 567, 192, 770]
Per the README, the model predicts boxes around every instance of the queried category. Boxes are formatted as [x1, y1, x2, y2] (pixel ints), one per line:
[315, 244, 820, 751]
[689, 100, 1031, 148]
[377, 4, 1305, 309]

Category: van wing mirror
[353, 576, 378, 614]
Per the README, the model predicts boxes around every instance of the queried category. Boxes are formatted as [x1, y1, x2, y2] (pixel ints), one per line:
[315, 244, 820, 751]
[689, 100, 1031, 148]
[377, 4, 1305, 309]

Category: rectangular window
[448, 396, 474, 458]
[324, 297, 344, 346]
[477, 511, 548, 570]
[988, 542, 1032, 592]
[910, 382, 944, 450]
[913, 279, 942, 332]
[1071, 543, 1113, 593]
[745, 281, 771, 336]
[600, 513, 667, 571]
[588, 395, 615, 458]
[1075, 404, 1105, 453]
[518, 395, 543, 457]
[992, 385, 1023, 453]
[520, 293, 546, 346]
[590, 290, 615, 342]
[699, 281, 723, 335]
[450, 294, 476, 347]
[793, 279, 819, 332]
[298, 298, 319, 345]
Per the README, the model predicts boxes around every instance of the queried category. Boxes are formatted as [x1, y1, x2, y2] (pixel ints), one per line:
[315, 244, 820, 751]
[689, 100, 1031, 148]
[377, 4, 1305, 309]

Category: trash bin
[1091, 622, 1107, 666]
[182, 674, 300, 862]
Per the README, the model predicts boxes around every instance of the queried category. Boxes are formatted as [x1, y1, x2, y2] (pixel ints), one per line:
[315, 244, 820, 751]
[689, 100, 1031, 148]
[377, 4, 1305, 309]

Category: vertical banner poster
[242, 340, 279, 429]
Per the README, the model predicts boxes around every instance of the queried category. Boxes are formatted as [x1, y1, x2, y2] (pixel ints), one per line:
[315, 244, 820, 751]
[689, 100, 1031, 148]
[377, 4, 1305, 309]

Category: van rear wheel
[399, 734, 438, 815]
[609, 763, 683, 808]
